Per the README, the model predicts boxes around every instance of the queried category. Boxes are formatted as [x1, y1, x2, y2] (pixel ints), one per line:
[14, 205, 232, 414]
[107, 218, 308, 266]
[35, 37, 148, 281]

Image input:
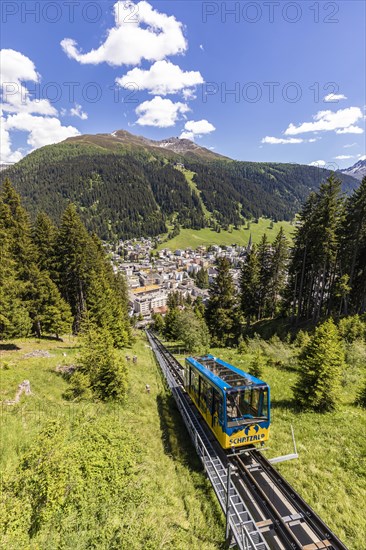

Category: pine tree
[55, 204, 97, 332]
[0, 179, 37, 277]
[25, 266, 72, 338]
[240, 245, 261, 326]
[248, 350, 266, 379]
[340, 177, 366, 315]
[268, 227, 289, 317]
[152, 313, 165, 334]
[193, 296, 205, 319]
[286, 175, 344, 322]
[0, 229, 32, 338]
[293, 319, 345, 411]
[67, 328, 128, 401]
[85, 269, 129, 349]
[32, 212, 57, 274]
[196, 267, 209, 289]
[257, 234, 272, 319]
[206, 257, 238, 346]
[164, 306, 180, 340]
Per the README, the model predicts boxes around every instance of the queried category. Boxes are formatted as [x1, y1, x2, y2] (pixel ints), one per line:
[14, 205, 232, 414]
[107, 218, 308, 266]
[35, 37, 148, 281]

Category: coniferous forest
[0, 179, 131, 347]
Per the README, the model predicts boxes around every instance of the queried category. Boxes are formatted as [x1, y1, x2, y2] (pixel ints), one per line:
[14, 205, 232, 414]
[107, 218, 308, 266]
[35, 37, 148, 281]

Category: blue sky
[1, 0, 365, 168]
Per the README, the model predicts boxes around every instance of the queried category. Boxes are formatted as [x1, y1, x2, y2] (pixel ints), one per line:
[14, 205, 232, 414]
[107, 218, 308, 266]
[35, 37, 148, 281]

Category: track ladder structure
[147, 331, 269, 550]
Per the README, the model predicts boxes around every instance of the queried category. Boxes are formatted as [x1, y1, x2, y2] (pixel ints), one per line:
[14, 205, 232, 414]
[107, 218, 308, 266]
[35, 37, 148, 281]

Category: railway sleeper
[302, 541, 333, 549]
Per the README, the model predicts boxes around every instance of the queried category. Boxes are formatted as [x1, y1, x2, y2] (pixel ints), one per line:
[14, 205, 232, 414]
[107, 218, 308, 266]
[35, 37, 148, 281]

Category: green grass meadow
[158, 218, 294, 251]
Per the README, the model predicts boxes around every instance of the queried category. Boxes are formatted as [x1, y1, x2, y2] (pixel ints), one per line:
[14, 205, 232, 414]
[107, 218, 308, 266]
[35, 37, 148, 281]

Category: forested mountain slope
[0, 130, 359, 240]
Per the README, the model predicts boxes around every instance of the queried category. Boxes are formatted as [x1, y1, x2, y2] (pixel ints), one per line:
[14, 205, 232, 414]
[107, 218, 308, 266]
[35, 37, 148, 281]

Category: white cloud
[180, 131, 195, 141]
[344, 143, 357, 148]
[69, 103, 88, 120]
[0, 48, 39, 83]
[285, 107, 364, 135]
[182, 89, 197, 101]
[135, 96, 189, 127]
[116, 60, 203, 96]
[61, 1, 186, 66]
[324, 93, 347, 102]
[309, 160, 326, 167]
[4, 113, 80, 150]
[334, 155, 354, 160]
[0, 114, 23, 163]
[261, 136, 304, 144]
[179, 119, 215, 141]
[335, 125, 364, 134]
[1, 49, 57, 116]
[199, 44, 204, 51]
[184, 120, 215, 134]
[0, 49, 80, 163]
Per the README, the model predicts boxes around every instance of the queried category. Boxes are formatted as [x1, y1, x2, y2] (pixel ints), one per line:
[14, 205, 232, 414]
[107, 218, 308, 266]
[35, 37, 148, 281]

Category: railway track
[147, 331, 348, 550]
[232, 451, 347, 550]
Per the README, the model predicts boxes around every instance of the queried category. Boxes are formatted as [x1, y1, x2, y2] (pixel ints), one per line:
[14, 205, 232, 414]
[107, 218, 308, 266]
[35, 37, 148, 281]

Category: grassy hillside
[159, 218, 294, 250]
[0, 334, 224, 549]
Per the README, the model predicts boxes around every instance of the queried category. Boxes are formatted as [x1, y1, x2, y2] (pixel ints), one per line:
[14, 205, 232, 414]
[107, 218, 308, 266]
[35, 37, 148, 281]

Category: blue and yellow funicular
[184, 354, 270, 450]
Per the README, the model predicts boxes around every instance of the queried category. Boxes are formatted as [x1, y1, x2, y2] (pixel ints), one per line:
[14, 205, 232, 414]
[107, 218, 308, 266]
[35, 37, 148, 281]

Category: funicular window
[190, 367, 199, 396]
[199, 377, 210, 412]
[184, 361, 190, 387]
[213, 388, 224, 423]
[226, 387, 269, 427]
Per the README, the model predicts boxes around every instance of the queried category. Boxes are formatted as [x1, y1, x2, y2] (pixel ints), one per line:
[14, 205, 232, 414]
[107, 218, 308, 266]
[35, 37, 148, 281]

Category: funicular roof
[186, 354, 267, 391]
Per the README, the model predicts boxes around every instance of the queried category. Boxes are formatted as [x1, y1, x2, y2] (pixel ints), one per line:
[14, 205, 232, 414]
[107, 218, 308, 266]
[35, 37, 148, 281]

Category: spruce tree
[68, 328, 128, 401]
[257, 234, 272, 319]
[32, 212, 57, 274]
[25, 266, 73, 338]
[340, 177, 366, 315]
[0, 179, 37, 277]
[293, 319, 345, 411]
[268, 227, 289, 317]
[286, 175, 344, 322]
[196, 267, 209, 289]
[206, 257, 238, 346]
[248, 350, 266, 379]
[0, 230, 32, 338]
[240, 245, 261, 326]
[55, 204, 97, 332]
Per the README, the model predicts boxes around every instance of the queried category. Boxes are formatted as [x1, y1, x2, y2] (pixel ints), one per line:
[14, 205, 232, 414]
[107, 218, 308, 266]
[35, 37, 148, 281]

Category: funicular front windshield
[226, 387, 269, 427]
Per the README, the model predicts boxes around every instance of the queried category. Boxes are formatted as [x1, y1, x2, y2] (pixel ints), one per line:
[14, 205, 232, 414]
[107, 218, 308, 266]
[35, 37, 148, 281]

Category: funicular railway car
[184, 355, 270, 450]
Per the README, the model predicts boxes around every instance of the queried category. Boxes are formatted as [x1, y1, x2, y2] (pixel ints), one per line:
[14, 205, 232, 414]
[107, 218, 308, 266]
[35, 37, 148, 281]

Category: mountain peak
[65, 128, 224, 160]
[341, 158, 366, 181]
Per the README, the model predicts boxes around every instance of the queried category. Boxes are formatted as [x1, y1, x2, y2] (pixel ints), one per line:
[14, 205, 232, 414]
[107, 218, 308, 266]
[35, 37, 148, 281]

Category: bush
[67, 328, 128, 402]
[338, 315, 366, 343]
[0, 415, 143, 547]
